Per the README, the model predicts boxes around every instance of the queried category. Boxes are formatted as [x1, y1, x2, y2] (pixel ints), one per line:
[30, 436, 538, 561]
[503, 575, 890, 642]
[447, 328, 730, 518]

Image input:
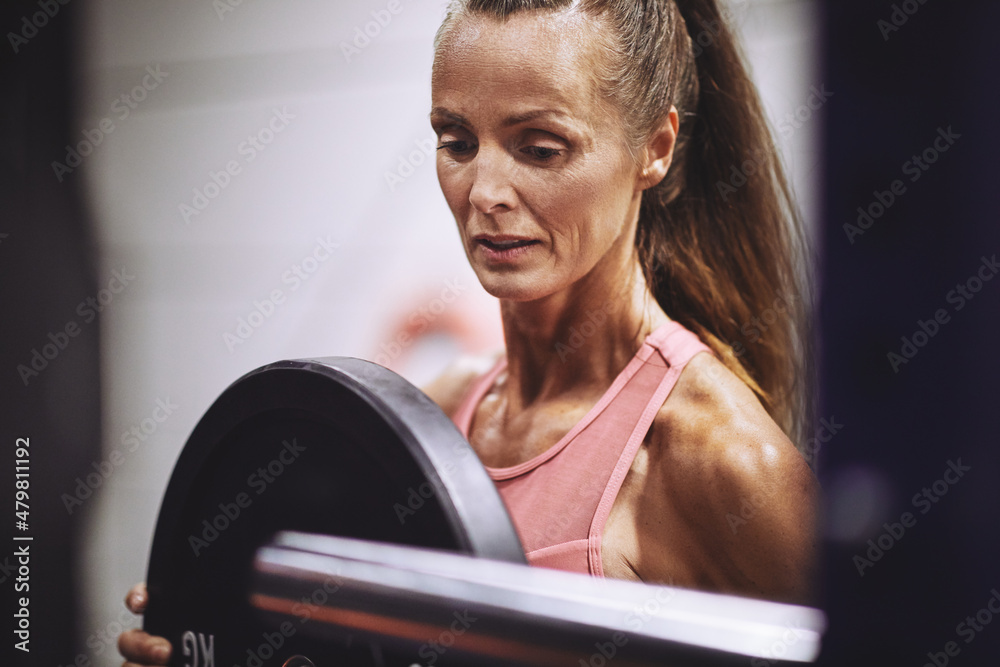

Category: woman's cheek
[437, 167, 468, 218]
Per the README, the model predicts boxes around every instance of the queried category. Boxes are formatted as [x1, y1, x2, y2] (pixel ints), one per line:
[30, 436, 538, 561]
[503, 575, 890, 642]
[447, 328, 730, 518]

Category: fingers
[118, 628, 171, 665]
[120, 584, 170, 666]
[125, 582, 149, 614]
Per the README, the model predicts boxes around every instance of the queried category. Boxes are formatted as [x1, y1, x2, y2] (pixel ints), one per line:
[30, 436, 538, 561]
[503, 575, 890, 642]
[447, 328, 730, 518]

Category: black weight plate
[144, 357, 525, 667]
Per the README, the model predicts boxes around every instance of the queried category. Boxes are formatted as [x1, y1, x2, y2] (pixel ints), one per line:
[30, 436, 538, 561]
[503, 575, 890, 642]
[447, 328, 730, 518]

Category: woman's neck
[498, 259, 669, 411]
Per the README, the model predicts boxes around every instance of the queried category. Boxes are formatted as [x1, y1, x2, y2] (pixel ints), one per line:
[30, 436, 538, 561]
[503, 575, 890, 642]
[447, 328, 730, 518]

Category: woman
[120, 0, 817, 663]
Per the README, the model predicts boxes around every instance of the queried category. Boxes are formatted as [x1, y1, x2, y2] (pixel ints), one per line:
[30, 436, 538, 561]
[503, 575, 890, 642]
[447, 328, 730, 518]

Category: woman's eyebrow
[429, 108, 471, 128]
[431, 107, 579, 130]
[500, 108, 574, 128]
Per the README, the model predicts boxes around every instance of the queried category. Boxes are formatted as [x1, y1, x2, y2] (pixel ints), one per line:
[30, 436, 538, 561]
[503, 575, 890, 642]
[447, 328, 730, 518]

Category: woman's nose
[468, 148, 515, 215]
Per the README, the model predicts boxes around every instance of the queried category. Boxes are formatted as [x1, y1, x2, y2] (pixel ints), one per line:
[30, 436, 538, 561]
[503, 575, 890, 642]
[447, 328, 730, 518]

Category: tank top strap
[587, 320, 712, 575]
[645, 319, 713, 366]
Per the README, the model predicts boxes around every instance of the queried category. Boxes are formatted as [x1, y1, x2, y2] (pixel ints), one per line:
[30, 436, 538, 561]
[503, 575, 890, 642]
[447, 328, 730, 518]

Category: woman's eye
[523, 145, 562, 161]
[438, 140, 475, 155]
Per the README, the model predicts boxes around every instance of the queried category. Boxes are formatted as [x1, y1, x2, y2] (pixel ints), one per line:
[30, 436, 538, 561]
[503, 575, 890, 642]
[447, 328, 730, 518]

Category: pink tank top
[451, 319, 712, 577]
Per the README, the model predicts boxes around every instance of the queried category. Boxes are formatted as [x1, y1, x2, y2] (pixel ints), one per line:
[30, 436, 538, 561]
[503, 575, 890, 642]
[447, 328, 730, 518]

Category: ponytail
[634, 0, 813, 447]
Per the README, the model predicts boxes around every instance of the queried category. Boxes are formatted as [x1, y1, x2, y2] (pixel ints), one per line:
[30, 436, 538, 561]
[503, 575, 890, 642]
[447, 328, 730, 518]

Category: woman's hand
[118, 583, 171, 666]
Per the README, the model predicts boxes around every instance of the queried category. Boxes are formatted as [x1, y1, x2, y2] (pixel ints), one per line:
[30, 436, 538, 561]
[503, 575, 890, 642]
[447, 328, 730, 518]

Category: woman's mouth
[474, 235, 540, 262]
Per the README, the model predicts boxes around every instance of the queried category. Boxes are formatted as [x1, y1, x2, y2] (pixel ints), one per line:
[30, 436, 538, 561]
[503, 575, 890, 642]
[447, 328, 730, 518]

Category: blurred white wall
[72, 0, 821, 662]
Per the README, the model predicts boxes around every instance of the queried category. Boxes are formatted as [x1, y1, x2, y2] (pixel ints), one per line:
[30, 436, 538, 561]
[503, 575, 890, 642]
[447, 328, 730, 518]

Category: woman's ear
[637, 106, 679, 191]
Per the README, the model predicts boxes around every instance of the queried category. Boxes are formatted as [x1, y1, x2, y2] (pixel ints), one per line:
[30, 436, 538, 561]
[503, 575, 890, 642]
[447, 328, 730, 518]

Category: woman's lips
[474, 236, 541, 262]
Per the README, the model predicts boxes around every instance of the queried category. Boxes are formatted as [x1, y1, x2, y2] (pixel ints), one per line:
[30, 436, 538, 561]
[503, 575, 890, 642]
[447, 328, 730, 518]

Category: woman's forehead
[432, 12, 611, 122]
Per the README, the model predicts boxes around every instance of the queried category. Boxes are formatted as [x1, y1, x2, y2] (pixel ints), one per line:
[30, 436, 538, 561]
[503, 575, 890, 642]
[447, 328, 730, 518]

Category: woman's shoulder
[420, 351, 504, 419]
[654, 351, 809, 475]
[647, 351, 818, 602]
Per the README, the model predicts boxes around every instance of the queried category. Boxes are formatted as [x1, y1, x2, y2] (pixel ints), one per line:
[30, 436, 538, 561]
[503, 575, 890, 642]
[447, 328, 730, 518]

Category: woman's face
[431, 11, 646, 303]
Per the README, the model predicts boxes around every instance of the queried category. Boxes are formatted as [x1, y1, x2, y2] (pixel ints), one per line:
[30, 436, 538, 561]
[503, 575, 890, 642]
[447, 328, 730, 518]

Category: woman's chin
[475, 271, 556, 303]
